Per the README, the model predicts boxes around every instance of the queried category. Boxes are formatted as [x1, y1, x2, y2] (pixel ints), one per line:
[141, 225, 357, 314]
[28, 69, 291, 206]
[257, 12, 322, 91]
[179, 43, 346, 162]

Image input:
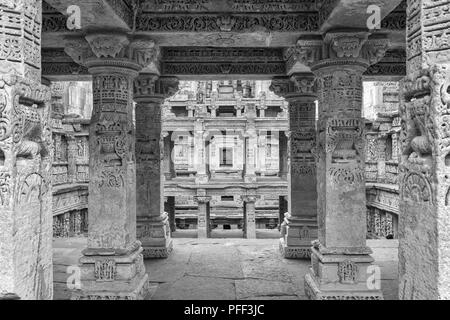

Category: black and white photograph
[0, 0, 449, 306]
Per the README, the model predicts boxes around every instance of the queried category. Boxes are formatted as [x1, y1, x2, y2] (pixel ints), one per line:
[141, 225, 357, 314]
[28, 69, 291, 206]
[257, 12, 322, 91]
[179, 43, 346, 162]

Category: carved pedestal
[134, 74, 179, 259]
[64, 34, 160, 300]
[287, 31, 391, 299]
[280, 215, 317, 259]
[0, 0, 54, 300]
[305, 245, 381, 300]
[270, 73, 318, 259]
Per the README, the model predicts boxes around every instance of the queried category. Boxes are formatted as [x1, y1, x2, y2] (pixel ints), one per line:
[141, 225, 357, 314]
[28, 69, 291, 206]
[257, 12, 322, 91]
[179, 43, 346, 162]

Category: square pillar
[289, 31, 391, 299]
[194, 190, 211, 239]
[0, 0, 54, 300]
[398, 0, 450, 300]
[134, 74, 179, 259]
[270, 73, 318, 259]
[242, 194, 258, 239]
[194, 122, 208, 184]
[64, 34, 159, 300]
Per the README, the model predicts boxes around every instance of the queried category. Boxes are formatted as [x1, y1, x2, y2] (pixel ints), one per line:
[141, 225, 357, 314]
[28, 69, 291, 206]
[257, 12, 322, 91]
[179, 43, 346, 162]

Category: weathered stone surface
[53, 237, 399, 300]
[235, 279, 296, 300]
[398, 0, 450, 300]
[0, 0, 53, 300]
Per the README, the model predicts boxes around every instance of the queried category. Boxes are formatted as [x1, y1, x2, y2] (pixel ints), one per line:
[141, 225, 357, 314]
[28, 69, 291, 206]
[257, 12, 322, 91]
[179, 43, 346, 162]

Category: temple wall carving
[0, 0, 53, 300]
[363, 81, 401, 240]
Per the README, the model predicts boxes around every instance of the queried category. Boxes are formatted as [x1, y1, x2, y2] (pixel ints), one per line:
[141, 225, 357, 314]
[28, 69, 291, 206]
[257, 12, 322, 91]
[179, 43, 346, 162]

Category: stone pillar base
[279, 216, 317, 259]
[72, 245, 150, 300]
[279, 238, 311, 259]
[137, 214, 173, 259]
[142, 240, 173, 259]
[304, 247, 383, 300]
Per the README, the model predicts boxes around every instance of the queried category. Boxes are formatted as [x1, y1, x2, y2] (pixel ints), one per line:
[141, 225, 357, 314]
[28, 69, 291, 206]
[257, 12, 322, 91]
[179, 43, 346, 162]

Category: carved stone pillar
[187, 101, 195, 118]
[0, 0, 54, 300]
[67, 136, 78, 183]
[65, 34, 159, 300]
[245, 118, 257, 183]
[377, 137, 387, 183]
[194, 190, 211, 239]
[235, 98, 244, 117]
[242, 193, 258, 239]
[209, 105, 219, 118]
[270, 73, 318, 259]
[194, 121, 208, 184]
[288, 31, 390, 299]
[398, 0, 450, 300]
[134, 74, 179, 259]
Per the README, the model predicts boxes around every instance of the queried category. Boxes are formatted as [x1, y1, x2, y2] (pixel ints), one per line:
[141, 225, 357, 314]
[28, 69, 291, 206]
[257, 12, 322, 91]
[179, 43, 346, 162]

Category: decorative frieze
[136, 13, 319, 32]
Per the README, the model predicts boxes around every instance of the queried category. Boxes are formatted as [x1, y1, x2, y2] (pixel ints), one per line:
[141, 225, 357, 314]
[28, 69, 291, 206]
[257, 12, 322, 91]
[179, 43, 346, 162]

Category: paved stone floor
[53, 234, 399, 300]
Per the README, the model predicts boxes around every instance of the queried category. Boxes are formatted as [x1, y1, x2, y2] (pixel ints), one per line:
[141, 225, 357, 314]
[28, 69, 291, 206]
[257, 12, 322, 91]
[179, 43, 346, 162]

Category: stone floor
[53, 234, 399, 300]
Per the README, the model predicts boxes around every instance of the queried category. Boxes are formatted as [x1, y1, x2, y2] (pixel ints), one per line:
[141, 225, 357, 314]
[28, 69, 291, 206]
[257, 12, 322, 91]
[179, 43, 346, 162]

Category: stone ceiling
[41, 0, 407, 80]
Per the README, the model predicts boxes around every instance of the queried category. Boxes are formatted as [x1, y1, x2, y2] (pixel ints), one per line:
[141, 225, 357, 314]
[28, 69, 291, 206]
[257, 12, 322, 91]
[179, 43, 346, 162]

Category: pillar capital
[65, 34, 160, 75]
[288, 31, 390, 72]
[241, 194, 259, 203]
[194, 196, 212, 204]
[270, 72, 317, 101]
[133, 74, 179, 103]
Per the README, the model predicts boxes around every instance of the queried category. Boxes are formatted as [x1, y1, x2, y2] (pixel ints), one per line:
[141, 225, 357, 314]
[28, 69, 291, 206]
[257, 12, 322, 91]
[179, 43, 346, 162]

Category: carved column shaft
[65, 33, 160, 300]
[194, 121, 208, 184]
[67, 137, 78, 183]
[194, 191, 211, 239]
[134, 74, 179, 258]
[398, 0, 450, 300]
[242, 194, 258, 239]
[270, 73, 318, 259]
[289, 31, 390, 300]
[0, 0, 53, 300]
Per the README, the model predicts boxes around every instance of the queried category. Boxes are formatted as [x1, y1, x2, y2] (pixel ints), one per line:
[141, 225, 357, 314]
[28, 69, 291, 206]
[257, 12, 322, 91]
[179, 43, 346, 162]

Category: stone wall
[50, 82, 91, 238]
[363, 81, 401, 239]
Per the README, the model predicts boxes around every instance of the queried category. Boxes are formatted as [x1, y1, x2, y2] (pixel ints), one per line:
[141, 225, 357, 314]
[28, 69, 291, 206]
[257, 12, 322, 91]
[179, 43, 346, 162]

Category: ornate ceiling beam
[159, 47, 286, 79]
[43, 0, 134, 32]
[363, 48, 406, 80]
[41, 48, 90, 81]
